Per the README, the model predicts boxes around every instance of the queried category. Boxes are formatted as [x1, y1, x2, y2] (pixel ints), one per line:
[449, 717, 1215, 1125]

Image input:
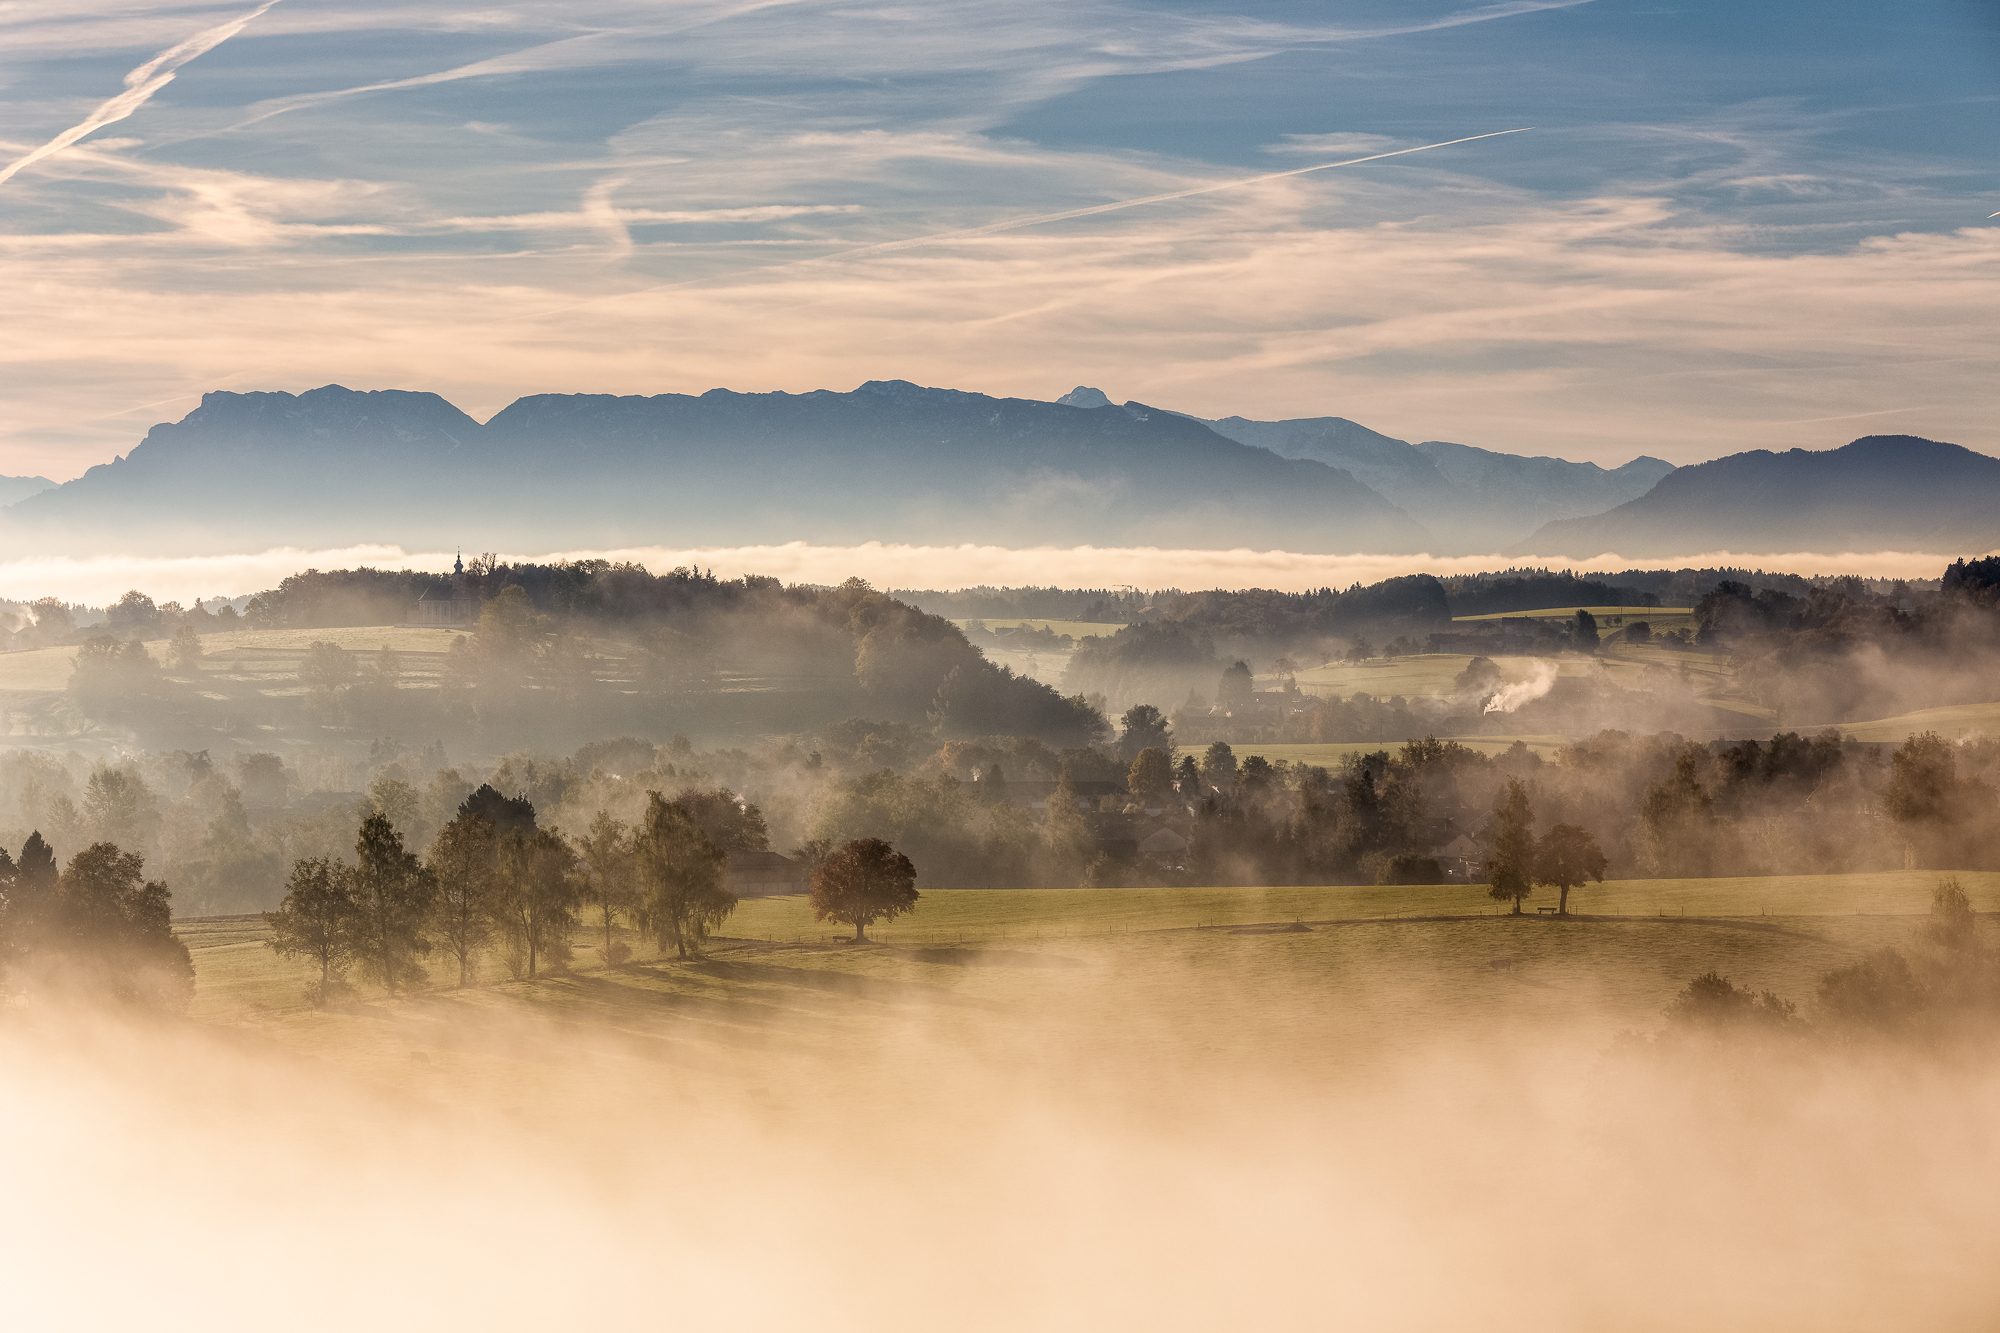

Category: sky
[0, 0, 1996, 480]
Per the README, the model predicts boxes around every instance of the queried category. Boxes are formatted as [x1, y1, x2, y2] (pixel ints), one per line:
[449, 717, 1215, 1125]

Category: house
[724, 849, 809, 898]
[1437, 832, 1484, 882]
[1137, 827, 1190, 863]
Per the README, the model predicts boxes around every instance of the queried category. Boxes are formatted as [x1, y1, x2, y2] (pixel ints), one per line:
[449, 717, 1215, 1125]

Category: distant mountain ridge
[0, 475, 55, 508]
[13, 382, 1978, 562]
[1190, 409, 1673, 553]
[1519, 435, 2000, 557]
[2, 382, 1428, 557]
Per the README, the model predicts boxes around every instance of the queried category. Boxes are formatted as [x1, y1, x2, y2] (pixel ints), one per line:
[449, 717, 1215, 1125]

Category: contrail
[555, 127, 1533, 313]
[858, 127, 1535, 254]
[0, 0, 282, 188]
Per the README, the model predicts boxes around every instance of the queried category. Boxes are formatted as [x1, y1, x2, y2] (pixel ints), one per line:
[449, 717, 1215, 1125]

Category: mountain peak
[1058, 386, 1113, 410]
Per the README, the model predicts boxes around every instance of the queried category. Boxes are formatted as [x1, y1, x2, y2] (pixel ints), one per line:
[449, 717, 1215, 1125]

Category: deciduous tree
[810, 837, 918, 943]
[1535, 823, 1607, 917]
[265, 857, 362, 1003]
[1482, 780, 1536, 914]
[635, 793, 734, 960]
[351, 813, 434, 993]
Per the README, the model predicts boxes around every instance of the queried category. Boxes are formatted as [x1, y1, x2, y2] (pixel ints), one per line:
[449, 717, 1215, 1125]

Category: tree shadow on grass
[905, 946, 1089, 970]
[683, 956, 978, 1009]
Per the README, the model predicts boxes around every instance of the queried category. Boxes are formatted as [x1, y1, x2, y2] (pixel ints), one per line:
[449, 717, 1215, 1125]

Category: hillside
[0, 382, 1429, 557]
[1191, 408, 1671, 552]
[1521, 435, 2000, 557]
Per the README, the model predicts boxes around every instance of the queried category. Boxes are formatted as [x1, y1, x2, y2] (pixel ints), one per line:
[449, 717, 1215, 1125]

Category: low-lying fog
[5, 940, 1996, 1332]
[0, 542, 1974, 606]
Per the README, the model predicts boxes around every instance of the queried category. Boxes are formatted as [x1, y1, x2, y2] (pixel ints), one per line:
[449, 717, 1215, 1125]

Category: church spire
[453, 548, 464, 577]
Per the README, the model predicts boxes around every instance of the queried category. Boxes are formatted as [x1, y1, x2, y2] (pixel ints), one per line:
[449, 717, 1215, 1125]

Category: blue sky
[1, 0, 1995, 476]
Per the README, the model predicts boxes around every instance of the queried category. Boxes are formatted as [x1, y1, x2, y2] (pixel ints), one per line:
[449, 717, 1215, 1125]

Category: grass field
[1453, 605, 1695, 633]
[182, 871, 1995, 1038]
[954, 617, 1125, 639]
[1294, 651, 1628, 700]
[1224, 738, 1570, 765]
[1814, 702, 2000, 743]
[0, 625, 471, 694]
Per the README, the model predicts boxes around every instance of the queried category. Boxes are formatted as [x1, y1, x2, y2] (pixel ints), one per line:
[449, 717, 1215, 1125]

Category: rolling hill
[1520, 435, 2000, 557]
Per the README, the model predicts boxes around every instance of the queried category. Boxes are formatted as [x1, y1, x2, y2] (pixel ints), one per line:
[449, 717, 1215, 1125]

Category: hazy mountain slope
[1520, 436, 2000, 557]
[1, 382, 1430, 557]
[1194, 408, 1672, 552]
[0, 475, 55, 507]
[1415, 440, 1672, 526]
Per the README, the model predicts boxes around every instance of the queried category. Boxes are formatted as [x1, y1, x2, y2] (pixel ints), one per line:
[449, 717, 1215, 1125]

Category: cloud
[0, 1, 282, 188]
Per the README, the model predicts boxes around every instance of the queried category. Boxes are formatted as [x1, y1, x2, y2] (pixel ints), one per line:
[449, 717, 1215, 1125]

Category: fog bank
[0, 543, 1976, 607]
[5, 942, 1999, 1332]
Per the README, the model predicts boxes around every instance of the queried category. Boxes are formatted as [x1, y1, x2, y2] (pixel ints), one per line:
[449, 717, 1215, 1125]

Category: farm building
[724, 849, 809, 898]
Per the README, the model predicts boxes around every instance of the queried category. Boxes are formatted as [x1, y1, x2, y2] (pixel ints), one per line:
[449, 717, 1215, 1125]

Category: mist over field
[9, 924, 2000, 1333]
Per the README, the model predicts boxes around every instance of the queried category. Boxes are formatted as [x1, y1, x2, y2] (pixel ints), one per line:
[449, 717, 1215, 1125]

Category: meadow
[182, 870, 1991, 1063]
[952, 617, 1125, 639]
[1452, 605, 1695, 631]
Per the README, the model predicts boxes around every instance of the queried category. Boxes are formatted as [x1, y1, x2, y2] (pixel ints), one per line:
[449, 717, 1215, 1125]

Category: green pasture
[954, 618, 1124, 639]
[1453, 605, 1694, 628]
[1223, 738, 1569, 766]
[182, 871, 1997, 1036]
[1817, 702, 2000, 744]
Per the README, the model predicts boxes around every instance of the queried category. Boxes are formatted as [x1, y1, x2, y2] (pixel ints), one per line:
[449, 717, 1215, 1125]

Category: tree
[1217, 660, 1254, 711]
[1481, 780, 1536, 914]
[1571, 609, 1600, 653]
[5, 832, 59, 959]
[1127, 746, 1175, 802]
[578, 810, 638, 963]
[1884, 732, 1986, 867]
[494, 827, 580, 979]
[1928, 876, 1977, 953]
[1667, 971, 1797, 1032]
[668, 787, 769, 854]
[82, 765, 159, 851]
[265, 858, 362, 1003]
[105, 589, 158, 632]
[169, 623, 203, 673]
[1115, 704, 1173, 761]
[427, 813, 498, 987]
[1200, 741, 1238, 792]
[51, 842, 193, 1010]
[810, 837, 918, 943]
[1535, 823, 1607, 917]
[350, 812, 434, 993]
[634, 793, 734, 960]
[1041, 772, 1095, 878]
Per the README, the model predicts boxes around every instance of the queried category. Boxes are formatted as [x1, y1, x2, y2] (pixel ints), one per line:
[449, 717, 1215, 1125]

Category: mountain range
[3, 384, 1992, 562]
[1520, 436, 2000, 557]
[0, 382, 1425, 557]
[1185, 408, 1672, 552]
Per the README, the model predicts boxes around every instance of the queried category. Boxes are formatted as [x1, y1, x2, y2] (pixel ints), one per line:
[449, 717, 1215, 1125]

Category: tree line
[0, 832, 193, 1010]
[267, 784, 918, 1004]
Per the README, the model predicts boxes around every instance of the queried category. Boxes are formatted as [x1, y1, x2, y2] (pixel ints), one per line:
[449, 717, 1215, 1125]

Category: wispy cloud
[0, 0, 281, 188]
